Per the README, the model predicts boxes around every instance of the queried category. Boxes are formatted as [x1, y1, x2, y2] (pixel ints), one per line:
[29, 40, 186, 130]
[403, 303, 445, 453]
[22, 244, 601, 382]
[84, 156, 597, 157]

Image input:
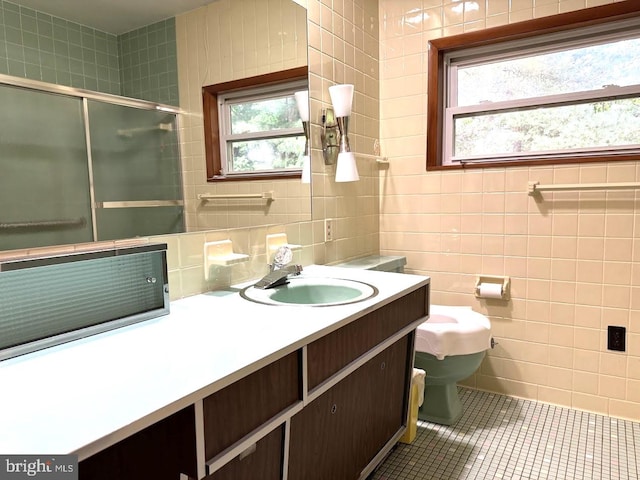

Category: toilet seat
[415, 305, 492, 360]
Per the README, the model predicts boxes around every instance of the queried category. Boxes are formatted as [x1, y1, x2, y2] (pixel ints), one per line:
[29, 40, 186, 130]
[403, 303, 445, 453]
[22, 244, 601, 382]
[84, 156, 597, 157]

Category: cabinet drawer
[307, 285, 428, 390]
[203, 350, 300, 461]
[205, 425, 284, 480]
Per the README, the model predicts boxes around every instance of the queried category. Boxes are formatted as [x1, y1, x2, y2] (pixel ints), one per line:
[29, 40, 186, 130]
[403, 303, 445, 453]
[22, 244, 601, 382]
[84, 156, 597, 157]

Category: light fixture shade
[301, 155, 311, 184]
[294, 90, 309, 122]
[335, 151, 359, 182]
[328, 84, 354, 117]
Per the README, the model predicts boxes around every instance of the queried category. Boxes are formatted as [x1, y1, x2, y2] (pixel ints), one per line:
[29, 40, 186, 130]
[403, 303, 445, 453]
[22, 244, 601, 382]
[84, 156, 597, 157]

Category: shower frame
[0, 73, 184, 243]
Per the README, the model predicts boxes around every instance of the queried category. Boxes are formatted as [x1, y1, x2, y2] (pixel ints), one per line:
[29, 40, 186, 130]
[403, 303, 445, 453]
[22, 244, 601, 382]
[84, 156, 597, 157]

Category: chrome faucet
[254, 246, 303, 289]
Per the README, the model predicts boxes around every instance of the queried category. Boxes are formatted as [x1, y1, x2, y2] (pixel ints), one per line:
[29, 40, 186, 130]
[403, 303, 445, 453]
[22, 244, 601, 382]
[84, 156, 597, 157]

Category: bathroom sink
[240, 277, 378, 307]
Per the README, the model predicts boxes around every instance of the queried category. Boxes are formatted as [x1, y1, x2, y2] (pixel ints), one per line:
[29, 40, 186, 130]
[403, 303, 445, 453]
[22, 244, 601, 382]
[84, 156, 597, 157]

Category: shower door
[87, 101, 184, 240]
[0, 79, 184, 251]
[0, 84, 93, 250]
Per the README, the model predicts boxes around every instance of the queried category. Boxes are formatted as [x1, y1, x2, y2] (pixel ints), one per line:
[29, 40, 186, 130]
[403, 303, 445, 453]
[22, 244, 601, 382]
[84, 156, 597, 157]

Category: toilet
[335, 255, 493, 426]
[414, 305, 492, 425]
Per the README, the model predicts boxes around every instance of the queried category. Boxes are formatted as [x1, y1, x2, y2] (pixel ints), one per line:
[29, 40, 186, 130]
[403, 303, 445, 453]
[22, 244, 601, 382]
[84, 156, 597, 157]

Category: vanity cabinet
[79, 406, 197, 480]
[76, 281, 429, 480]
[289, 285, 428, 480]
[288, 335, 412, 480]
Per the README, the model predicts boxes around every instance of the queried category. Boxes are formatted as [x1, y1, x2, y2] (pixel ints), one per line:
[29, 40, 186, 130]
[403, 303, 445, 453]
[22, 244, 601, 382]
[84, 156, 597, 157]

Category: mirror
[0, 0, 310, 252]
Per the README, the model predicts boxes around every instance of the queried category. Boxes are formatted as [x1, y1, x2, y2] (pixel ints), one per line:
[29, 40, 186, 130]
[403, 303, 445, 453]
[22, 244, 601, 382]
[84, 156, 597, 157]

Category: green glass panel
[95, 207, 184, 241]
[0, 246, 168, 360]
[88, 100, 184, 240]
[88, 100, 183, 202]
[0, 84, 93, 250]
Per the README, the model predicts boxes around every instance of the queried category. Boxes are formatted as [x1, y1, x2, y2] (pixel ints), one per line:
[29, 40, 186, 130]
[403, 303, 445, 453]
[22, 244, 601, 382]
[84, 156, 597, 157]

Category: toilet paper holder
[475, 275, 510, 300]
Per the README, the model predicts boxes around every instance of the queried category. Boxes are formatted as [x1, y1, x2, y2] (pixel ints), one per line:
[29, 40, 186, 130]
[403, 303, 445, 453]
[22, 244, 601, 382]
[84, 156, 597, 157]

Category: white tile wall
[18, 0, 637, 422]
[378, 0, 640, 421]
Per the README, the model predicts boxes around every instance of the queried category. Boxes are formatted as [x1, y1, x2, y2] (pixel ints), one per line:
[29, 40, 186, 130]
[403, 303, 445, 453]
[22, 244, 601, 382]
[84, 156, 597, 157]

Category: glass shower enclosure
[0, 75, 184, 251]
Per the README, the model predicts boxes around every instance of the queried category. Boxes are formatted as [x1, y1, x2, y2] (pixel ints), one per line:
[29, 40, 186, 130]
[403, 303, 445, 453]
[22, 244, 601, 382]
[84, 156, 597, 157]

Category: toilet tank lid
[334, 255, 406, 272]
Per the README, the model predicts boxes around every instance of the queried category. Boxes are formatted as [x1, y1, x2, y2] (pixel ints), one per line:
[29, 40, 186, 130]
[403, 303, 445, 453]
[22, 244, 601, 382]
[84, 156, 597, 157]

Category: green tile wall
[0, 0, 178, 105]
[119, 18, 178, 106]
[0, 0, 120, 94]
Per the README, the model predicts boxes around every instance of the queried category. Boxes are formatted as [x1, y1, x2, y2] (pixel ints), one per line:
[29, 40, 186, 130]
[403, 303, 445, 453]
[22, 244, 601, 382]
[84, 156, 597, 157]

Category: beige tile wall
[378, 0, 640, 420]
[152, 220, 313, 299]
[157, 0, 316, 297]
[162, 0, 383, 297]
[6, 0, 637, 423]
[175, 0, 311, 232]
[307, 0, 382, 266]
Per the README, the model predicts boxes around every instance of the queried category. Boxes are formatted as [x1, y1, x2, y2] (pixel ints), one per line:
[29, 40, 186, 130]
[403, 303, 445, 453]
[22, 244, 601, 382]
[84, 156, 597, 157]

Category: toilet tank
[335, 255, 406, 273]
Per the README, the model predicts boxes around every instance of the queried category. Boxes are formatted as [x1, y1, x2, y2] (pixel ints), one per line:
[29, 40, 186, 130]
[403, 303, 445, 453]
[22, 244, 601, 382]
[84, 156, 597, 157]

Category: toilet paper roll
[478, 283, 503, 299]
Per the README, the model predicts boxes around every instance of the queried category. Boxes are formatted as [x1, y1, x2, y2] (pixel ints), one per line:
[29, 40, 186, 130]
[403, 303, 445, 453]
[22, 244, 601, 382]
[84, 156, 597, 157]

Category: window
[203, 67, 308, 181]
[218, 82, 306, 176]
[427, 1, 640, 170]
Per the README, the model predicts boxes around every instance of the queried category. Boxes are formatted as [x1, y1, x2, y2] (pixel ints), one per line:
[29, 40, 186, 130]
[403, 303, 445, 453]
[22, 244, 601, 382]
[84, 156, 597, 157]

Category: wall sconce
[322, 84, 359, 182]
[295, 90, 311, 184]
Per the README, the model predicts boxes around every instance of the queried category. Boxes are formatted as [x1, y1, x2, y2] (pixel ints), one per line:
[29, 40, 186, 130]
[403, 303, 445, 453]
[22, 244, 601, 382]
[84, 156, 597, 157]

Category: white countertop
[0, 265, 429, 459]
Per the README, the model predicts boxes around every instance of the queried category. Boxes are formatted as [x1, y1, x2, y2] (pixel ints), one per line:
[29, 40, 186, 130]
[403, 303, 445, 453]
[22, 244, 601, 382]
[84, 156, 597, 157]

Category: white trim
[301, 345, 309, 405]
[449, 84, 640, 116]
[220, 79, 307, 101]
[445, 16, 640, 67]
[452, 145, 640, 165]
[198, 192, 274, 201]
[194, 400, 207, 480]
[205, 402, 304, 475]
[224, 127, 303, 143]
[95, 200, 184, 208]
[82, 98, 99, 241]
[281, 419, 291, 480]
[445, 91, 640, 165]
[442, 18, 640, 166]
[528, 180, 640, 195]
[218, 79, 307, 175]
[0, 73, 182, 113]
[359, 428, 408, 480]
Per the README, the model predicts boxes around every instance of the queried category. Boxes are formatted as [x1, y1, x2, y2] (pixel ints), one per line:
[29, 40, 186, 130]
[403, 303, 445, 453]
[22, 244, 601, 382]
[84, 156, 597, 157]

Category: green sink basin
[240, 277, 378, 307]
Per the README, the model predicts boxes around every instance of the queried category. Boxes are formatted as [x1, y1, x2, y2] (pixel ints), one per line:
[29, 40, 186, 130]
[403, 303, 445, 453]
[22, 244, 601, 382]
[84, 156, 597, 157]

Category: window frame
[202, 66, 308, 182]
[426, 0, 640, 171]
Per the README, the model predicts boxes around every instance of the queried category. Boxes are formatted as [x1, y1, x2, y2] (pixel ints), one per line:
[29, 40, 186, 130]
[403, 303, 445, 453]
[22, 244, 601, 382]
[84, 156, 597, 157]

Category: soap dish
[204, 240, 248, 279]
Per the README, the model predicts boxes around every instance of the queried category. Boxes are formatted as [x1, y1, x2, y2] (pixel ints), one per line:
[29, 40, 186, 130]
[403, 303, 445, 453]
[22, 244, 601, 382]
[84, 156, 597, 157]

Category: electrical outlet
[608, 326, 626, 352]
[324, 218, 334, 242]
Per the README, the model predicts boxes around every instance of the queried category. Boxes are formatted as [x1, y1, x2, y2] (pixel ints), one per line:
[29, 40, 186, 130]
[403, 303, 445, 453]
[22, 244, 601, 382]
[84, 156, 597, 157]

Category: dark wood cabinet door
[79, 406, 197, 480]
[307, 287, 427, 389]
[206, 425, 284, 480]
[288, 336, 412, 480]
[203, 350, 300, 461]
[355, 334, 411, 469]
[288, 379, 356, 480]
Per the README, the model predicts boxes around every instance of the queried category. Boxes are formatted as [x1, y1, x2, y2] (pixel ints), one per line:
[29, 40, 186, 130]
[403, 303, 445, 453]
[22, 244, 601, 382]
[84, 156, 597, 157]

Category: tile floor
[372, 388, 640, 480]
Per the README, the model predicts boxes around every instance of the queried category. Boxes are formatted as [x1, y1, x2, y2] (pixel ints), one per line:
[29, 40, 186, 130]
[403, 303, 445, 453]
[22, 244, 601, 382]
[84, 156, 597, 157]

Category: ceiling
[9, 0, 217, 35]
